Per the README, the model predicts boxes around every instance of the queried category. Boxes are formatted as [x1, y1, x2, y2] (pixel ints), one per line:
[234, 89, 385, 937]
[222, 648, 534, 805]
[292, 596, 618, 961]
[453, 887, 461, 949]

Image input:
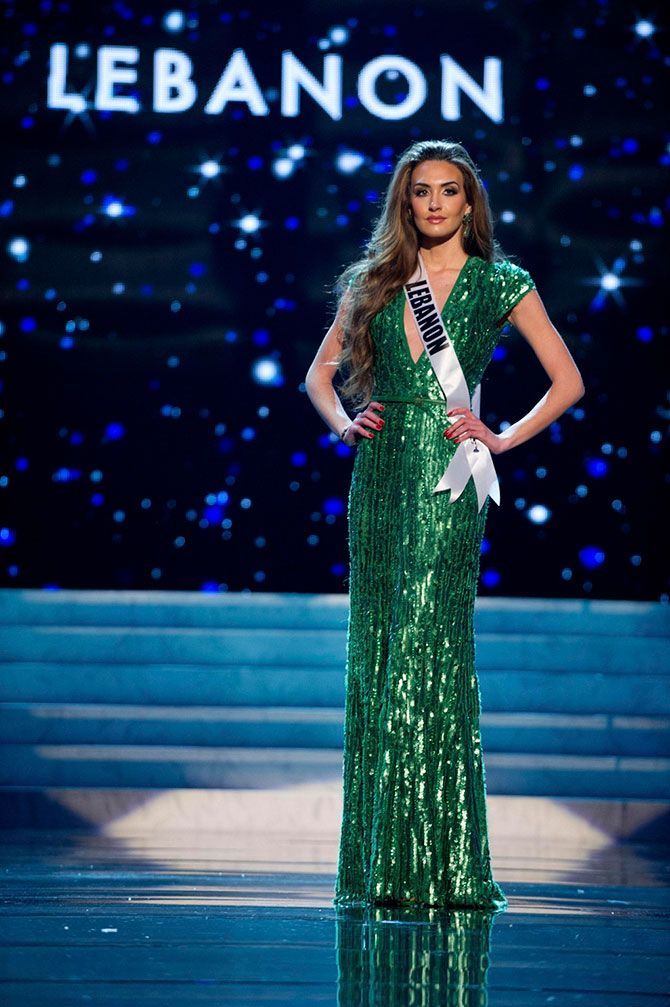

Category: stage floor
[0, 828, 668, 1005]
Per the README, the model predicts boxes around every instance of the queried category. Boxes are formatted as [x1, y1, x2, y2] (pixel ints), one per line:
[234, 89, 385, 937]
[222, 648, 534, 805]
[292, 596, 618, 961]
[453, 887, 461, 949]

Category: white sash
[403, 250, 501, 512]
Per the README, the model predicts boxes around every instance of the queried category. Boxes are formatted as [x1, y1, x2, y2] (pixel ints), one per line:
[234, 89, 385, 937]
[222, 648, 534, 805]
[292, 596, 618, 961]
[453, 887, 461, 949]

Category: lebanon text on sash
[402, 250, 501, 512]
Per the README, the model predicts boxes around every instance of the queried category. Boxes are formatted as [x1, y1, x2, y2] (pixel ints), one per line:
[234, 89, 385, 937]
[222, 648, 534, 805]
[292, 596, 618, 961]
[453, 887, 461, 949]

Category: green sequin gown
[334, 255, 536, 910]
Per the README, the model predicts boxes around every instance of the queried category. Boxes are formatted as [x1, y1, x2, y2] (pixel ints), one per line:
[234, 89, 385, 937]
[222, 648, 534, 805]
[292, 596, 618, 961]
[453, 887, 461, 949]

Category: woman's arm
[446, 288, 585, 453]
[493, 289, 585, 453]
[304, 300, 353, 440]
[305, 296, 383, 444]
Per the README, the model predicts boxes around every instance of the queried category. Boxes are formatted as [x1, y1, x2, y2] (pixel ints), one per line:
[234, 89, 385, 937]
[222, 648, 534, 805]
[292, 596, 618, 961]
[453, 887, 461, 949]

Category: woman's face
[408, 160, 472, 242]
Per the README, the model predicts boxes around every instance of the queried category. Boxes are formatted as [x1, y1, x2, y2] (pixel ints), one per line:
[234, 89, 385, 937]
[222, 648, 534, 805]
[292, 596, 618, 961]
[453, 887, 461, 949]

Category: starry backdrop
[1, 1, 667, 600]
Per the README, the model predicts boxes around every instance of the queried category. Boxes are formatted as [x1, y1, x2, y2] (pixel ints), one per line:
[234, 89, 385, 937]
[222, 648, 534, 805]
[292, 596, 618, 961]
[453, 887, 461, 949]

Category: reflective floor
[0, 829, 668, 1005]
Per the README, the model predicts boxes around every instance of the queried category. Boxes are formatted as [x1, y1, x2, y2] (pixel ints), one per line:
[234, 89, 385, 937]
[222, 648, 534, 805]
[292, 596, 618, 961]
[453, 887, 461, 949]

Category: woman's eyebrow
[412, 180, 460, 186]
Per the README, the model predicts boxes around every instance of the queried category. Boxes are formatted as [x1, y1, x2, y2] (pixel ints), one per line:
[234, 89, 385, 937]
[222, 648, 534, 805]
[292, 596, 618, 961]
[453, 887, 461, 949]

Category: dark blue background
[1, 1, 667, 599]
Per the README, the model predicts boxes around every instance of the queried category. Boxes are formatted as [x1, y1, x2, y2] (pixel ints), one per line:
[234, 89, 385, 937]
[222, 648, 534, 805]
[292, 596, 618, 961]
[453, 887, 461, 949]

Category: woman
[305, 139, 584, 910]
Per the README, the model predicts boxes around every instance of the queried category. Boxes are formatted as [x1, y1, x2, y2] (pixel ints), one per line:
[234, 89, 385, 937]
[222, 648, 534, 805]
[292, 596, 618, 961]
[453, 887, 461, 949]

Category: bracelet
[339, 422, 353, 442]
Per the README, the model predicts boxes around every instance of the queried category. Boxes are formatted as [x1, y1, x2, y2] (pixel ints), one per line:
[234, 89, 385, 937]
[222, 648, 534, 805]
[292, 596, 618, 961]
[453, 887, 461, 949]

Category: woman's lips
[427, 217, 445, 222]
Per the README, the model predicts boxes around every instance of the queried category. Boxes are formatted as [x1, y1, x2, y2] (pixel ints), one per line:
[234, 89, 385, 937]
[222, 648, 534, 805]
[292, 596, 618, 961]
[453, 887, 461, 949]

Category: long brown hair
[332, 139, 509, 410]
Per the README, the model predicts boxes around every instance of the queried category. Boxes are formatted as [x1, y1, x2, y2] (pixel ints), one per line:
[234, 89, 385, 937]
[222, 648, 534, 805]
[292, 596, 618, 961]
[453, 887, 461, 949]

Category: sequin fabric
[335, 903, 498, 1005]
[333, 255, 536, 910]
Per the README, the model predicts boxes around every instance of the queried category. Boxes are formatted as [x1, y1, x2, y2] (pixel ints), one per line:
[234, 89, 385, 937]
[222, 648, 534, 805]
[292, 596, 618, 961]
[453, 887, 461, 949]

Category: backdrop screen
[1, 1, 667, 599]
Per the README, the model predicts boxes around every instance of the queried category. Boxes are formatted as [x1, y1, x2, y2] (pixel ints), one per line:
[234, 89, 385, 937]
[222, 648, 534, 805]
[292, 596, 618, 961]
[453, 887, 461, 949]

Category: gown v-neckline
[401, 255, 473, 366]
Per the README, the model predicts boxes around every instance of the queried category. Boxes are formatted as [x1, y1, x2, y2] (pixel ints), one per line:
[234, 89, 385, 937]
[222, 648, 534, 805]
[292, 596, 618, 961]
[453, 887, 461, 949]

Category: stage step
[1, 703, 669, 757]
[0, 589, 667, 805]
[0, 742, 668, 799]
[0, 589, 667, 636]
[0, 625, 667, 674]
[0, 662, 667, 714]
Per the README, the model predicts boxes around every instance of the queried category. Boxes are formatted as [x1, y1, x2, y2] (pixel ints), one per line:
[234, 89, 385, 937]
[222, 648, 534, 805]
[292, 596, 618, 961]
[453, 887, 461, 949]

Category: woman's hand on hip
[444, 407, 507, 455]
[342, 401, 385, 446]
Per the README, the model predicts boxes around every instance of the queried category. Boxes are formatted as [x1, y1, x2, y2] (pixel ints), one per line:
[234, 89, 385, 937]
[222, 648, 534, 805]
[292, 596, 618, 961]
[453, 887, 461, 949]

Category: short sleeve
[495, 260, 537, 325]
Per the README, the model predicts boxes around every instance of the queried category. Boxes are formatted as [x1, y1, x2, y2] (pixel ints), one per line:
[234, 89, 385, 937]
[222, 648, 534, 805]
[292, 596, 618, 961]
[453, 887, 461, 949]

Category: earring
[462, 212, 472, 237]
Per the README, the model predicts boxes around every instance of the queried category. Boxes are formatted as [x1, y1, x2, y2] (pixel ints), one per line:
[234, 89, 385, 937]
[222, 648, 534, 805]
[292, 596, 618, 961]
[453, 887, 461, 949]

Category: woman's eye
[415, 189, 457, 196]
